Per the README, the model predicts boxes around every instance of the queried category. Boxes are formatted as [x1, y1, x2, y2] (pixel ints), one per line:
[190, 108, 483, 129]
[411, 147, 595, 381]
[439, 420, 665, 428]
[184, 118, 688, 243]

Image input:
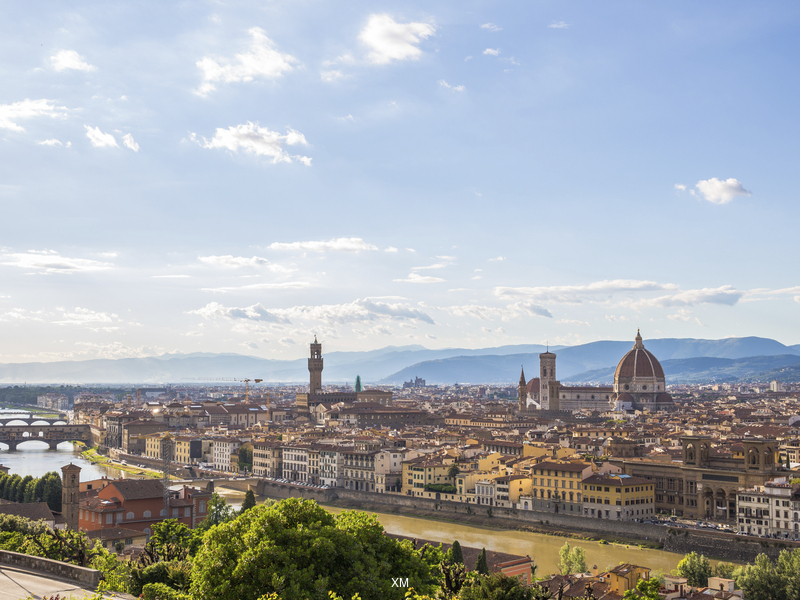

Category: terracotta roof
[105, 479, 165, 501]
[0, 502, 54, 522]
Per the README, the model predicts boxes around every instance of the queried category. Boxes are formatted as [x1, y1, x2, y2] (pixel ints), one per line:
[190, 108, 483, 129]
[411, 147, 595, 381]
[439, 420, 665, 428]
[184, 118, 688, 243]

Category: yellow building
[606, 564, 650, 595]
[524, 461, 593, 514]
[403, 457, 456, 497]
[581, 473, 655, 521]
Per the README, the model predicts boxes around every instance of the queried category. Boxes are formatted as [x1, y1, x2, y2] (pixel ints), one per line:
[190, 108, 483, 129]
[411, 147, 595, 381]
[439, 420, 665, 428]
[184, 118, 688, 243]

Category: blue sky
[1, 1, 800, 362]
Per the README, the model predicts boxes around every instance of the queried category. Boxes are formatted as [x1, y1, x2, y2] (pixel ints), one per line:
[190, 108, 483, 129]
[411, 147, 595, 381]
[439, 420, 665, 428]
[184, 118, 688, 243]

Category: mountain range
[0, 337, 798, 385]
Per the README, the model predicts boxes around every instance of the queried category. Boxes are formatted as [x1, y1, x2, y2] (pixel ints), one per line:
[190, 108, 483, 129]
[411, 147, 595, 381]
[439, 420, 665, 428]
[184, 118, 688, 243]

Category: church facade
[519, 331, 675, 413]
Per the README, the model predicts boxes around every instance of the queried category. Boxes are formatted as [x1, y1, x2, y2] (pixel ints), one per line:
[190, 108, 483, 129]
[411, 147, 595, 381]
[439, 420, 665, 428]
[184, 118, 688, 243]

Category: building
[522, 461, 592, 514]
[736, 478, 800, 538]
[612, 436, 783, 521]
[37, 393, 70, 412]
[212, 438, 242, 472]
[253, 440, 283, 478]
[295, 338, 392, 414]
[581, 473, 655, 521]
[519, 331, 674, 413]
[79, 479, 211, 536]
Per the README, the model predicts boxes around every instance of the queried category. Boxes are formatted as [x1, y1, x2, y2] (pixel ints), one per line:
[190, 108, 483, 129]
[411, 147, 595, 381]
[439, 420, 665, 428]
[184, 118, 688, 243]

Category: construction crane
[181, 377, 263, 403]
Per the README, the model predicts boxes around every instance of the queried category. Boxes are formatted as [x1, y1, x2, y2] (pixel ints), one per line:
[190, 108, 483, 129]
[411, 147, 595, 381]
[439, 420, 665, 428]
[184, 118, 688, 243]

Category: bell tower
[539, 350, 556, 410]
[518, 367, 527, 413]
[61, 463, 81, 531]
[308, 336, 323, 394]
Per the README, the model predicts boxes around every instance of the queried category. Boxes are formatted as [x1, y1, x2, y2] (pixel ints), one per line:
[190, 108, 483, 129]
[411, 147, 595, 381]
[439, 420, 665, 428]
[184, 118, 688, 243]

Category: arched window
[160, 509, 167, 517]
[126, 512, 134, 520]
[143, 510, 151, 518]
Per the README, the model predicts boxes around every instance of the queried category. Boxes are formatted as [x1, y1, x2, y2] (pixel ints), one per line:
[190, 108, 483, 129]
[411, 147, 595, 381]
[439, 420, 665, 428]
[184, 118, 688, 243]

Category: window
[125, 537, 133, 545]
[106, 513, 113, 524]
[126, 511, 135, 520]
[144, 510, 151, 518]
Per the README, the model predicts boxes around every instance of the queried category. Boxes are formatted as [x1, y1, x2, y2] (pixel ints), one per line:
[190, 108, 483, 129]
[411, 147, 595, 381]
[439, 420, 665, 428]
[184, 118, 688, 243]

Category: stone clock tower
[61, 463, 81, 531]
[308, 336, 323, 393]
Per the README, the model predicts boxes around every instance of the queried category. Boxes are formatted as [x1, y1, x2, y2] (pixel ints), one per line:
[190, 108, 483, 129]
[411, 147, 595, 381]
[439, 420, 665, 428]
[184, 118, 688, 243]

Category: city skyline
[2, 1, 800, 362]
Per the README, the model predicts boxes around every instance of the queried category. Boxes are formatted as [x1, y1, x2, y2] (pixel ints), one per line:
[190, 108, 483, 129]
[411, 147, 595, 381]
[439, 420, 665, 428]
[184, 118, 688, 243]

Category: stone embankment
[254, 481, 800, 563]
[0, 549, 100, 588]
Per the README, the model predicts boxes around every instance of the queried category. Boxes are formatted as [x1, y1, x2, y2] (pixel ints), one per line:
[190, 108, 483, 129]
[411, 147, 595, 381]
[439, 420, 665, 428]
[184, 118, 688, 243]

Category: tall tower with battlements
[61, 463, 81, 531]
[308, 336, 323, 393]
[539, 350, 556, 410]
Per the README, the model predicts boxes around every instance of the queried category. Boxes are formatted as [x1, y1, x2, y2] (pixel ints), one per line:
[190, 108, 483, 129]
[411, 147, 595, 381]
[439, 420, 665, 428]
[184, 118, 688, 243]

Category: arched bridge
[0, 417, 68, 427]
[0, 424, 91, 451]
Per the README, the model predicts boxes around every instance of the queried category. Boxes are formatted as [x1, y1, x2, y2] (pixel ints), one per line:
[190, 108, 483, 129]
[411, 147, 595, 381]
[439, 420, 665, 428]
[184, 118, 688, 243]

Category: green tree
[557, 542, 587, 575]
[238, 447, 253, 472]
[676, 552, 711, 588]
[622, 577, 661, 600]
[240, 489, 256, 513]
[196, 492, 235, 532]
[451, 540, 464, 564]
[144, 519, 198, 562]
[17, 475, 33, 503]
[5, 475, 21, 501]
[735, 553, 785, 600]
[42, 472, 62, 512]
[23, 479, 36, 503]
[714, 562, 736, 579]
[458, 572, 534, 600]
[447, 464, 461, 480]
[475, 548, 489, 575]
[190, 498, 434, 600]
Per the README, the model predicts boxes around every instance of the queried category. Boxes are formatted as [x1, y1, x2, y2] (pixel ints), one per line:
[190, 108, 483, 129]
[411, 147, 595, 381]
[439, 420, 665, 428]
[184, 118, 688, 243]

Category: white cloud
[359, 14, 436, 65]
[556, 319, 590, 326]
[51, 50, 96, 72]
[795, 296, 800, 304]
[267, 238, 377, 252]
[338, 114, 355, 122]
[412, 256, 455, 271]
[0, 250, 113, 273]
[667, 308, 693, 322]
[438, 80, 465, 92]
[445, 302, 552, 321]
[202, 281, 310, 293]
[394, 273, 445, 283]
[53, 307, 118, 326]
[191, 122, 311, 165]
[198, 255, 292, 272]
[384, 247, 398, 253]
[190, 298, 434, 326]
[480, 23, 502, 32]
[548, 21, 570, 29]
[321, 70, 344, 82]
[625, 286, 743, 309]
[674, 183, 686, 191]
[122, 133, 139, 152]
[605, 315, 630, 322]
[85, 125, 118, 148]
[152, 275, 190, 279]
[195, 27, 299, 96]
[483, 48, 500, 56]
[489, 256, 505, 262]
[694, 178, 752, 204]
[0, 99, 69, 133]
[38, 139, 63, 146]
[495, 279, 676, 304]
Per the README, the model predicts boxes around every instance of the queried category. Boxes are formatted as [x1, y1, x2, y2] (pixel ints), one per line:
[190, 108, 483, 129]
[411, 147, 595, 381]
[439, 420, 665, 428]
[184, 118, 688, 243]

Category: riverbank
[324, 497, 662, 550]
[79, 445, 166, 479]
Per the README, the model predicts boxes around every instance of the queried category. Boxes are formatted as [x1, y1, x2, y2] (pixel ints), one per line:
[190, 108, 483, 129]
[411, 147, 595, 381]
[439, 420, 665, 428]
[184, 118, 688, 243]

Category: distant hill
[566, 355, 800, 385]
[1, 337, 799, 385]
[380, 337, 800, 385]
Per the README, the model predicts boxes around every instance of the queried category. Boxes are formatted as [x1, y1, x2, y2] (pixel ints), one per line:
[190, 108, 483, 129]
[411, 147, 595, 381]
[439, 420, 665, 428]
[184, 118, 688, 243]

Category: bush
[131, 560, 192, 596]
[142, 582, 191, 600]
[423, 484, 457, 494]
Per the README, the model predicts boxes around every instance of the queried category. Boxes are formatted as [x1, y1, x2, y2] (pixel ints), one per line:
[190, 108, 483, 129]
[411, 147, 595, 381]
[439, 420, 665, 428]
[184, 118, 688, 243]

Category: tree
[557, 542, 587, 575]
[190, 498, 435, 600]
[447, 464, 461, 480]
[622, 577, 661, 600]
[735, 553, 785, 600]
[17, 476, 33, 503]
[451, 540, 464, 564]
[42, 472, 62, 512]
[240, 489, 256, 513]
[196, 492, 235, 531]
[714, 562, 736, 579]
[458, 572, 534, 600]
[475, 548, 489, 575]
[238, 447, 253, 472]
[676, 552, 711, 588]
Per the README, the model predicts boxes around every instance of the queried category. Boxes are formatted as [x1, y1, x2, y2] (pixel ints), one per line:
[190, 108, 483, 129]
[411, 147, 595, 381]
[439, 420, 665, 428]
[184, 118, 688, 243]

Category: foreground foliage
[190, 497, 435, 600]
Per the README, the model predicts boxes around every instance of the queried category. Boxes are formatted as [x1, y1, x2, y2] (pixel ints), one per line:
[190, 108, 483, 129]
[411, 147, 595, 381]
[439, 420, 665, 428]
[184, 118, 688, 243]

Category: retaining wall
[662, 529, 800, 563]
[0, 549, 100, 588]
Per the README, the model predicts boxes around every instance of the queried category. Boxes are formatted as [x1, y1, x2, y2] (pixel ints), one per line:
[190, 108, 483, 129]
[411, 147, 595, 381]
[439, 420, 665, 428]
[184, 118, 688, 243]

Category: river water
[0, 433, 685, 576]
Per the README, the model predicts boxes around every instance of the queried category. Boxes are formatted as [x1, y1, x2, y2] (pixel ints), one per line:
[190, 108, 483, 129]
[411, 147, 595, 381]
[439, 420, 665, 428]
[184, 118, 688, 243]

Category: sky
[1, 1, 800, 363]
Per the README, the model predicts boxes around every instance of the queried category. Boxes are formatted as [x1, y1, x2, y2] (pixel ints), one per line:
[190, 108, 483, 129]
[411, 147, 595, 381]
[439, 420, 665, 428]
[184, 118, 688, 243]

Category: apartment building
[253, 440, 282, 478]
[581, 473, 655, 521]
[737, 478, 800, 538]
[213, 438, 242, 472]
[524, 461, 593, 514]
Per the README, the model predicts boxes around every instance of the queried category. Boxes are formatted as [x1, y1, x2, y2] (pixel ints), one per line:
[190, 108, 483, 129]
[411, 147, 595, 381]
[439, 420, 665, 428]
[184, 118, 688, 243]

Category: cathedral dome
[614, 330, 665, 381]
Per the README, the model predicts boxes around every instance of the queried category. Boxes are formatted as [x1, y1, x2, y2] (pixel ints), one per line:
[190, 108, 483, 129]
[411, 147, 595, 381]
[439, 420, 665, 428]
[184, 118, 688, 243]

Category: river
[0, 437, 685, 576]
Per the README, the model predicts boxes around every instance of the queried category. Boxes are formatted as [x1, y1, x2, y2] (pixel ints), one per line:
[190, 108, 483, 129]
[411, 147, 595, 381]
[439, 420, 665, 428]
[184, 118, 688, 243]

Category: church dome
[614, 330, 665, 382]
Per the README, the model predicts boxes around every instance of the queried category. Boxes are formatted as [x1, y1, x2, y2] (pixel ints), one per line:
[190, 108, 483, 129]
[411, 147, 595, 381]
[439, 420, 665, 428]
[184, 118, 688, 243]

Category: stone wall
[253, 480, 338, 503]
[663, 529, 800, 563]
[0, 549, 100, 588]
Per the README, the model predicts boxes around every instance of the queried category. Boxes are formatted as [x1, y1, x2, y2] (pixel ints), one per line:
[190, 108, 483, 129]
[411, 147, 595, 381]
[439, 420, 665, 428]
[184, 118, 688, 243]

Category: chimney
[592, 565, 599, 577]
